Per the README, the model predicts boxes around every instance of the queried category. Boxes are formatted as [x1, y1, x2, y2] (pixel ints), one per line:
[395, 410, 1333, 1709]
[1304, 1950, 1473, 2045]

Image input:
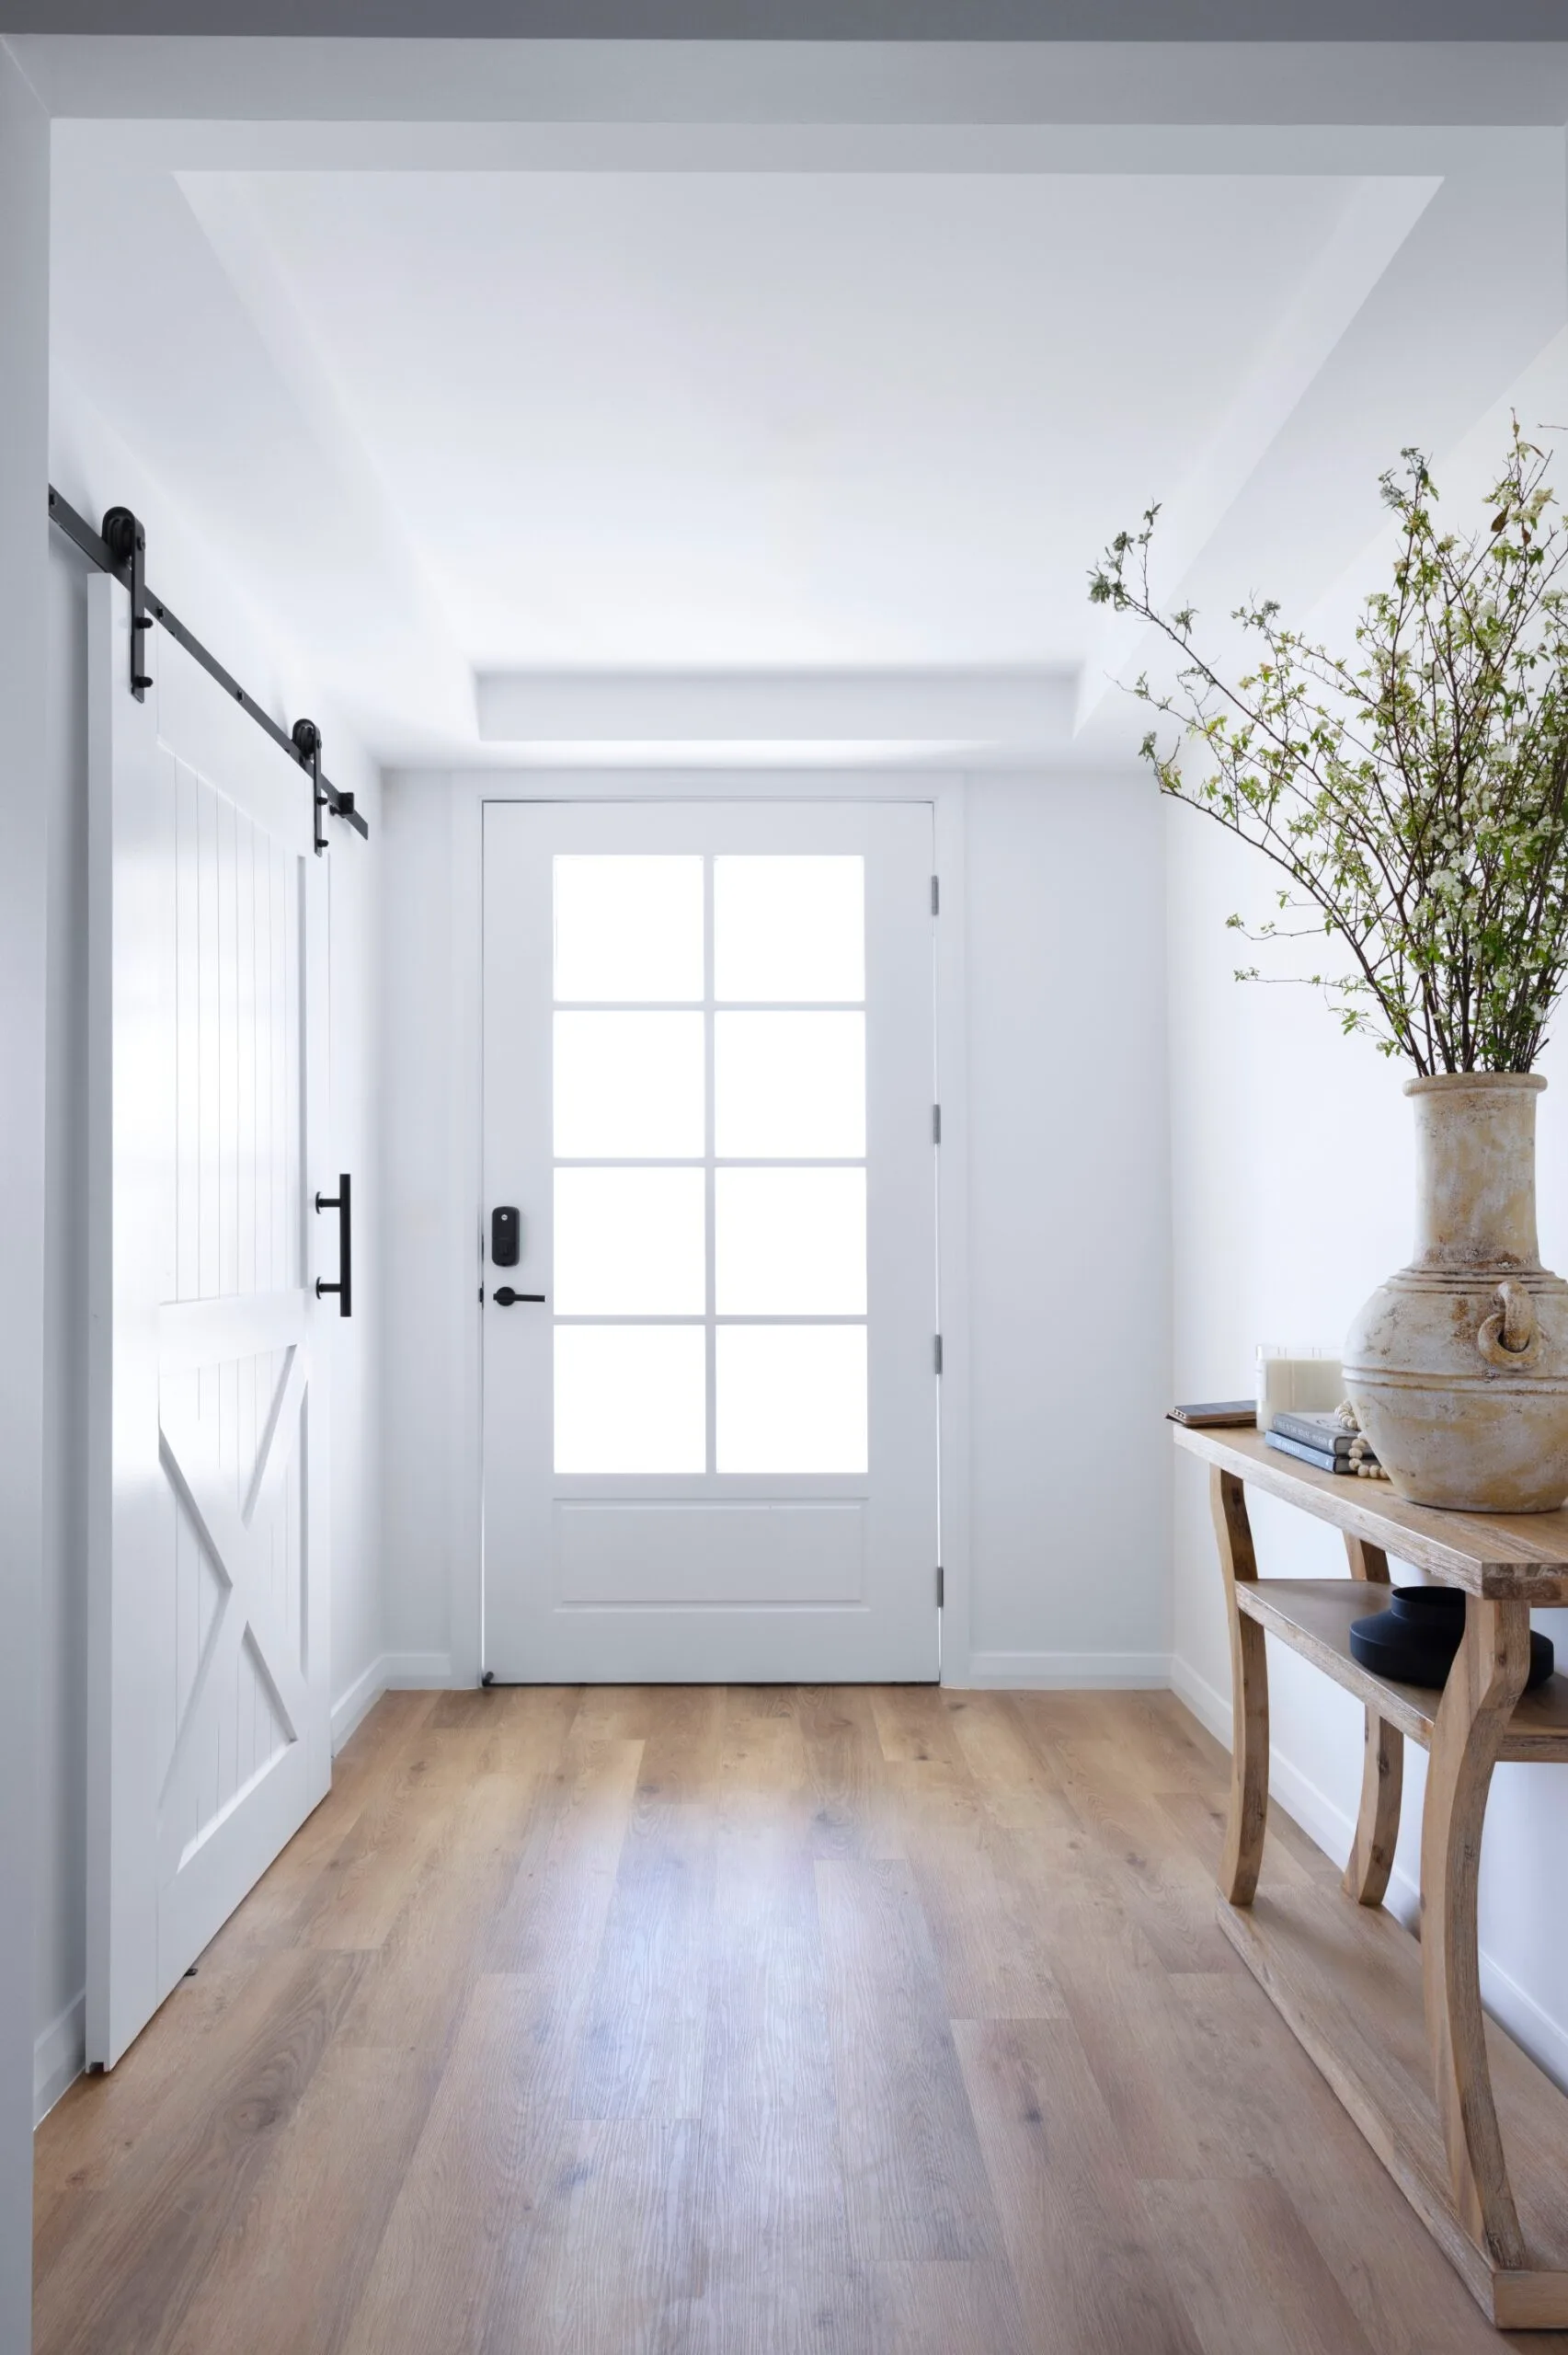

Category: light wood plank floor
[32, 1686, 1568, 2354]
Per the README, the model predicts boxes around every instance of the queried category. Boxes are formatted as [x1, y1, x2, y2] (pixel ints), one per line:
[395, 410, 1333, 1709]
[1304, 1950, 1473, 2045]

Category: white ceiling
[236, 169, 1360, 672]
[44, 108, 1568, 765]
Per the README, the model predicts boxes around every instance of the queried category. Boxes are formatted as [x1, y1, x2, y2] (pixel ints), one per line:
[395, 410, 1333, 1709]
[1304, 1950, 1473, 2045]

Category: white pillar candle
[1256, 1346, 1343, 1431]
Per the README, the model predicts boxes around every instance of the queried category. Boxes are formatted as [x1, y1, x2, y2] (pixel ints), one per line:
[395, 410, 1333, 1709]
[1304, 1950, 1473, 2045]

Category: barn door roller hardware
[47, 488, 370, 847]
[292, 717, 330, 856]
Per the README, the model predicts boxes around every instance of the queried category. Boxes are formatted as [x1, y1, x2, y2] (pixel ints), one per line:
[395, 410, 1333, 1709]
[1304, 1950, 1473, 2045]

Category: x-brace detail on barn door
[47, 486, 370, 851]
[155, 1311, 310, 1877]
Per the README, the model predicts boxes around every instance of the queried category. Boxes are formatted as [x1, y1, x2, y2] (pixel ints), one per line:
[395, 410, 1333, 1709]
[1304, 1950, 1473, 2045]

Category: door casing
[421, 770, 975, 1689]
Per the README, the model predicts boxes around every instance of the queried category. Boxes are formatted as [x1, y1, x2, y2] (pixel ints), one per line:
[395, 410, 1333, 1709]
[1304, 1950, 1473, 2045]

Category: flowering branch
[1089, 421, 1568, 1074]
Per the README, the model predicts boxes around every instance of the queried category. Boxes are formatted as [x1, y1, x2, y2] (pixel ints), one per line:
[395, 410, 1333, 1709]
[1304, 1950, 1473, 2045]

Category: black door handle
[315, 1174, 351, 1318]
[493, 1286, 545, 1306]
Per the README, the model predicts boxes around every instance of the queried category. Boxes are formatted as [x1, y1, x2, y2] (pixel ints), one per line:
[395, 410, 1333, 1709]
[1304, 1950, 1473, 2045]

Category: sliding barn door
[86, 575, 332, 2069]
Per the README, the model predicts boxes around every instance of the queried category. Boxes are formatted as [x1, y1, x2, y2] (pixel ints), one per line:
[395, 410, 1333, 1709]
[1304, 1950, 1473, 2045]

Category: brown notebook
[1166, 1400, 1257, 1428]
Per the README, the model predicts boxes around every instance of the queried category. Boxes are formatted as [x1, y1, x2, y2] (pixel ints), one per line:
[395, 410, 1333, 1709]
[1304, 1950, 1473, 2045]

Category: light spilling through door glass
[550, 853, 869, 1475]
[714, 1013, 865, 1159]
[715, 1167, 866, 1316]
[555, 1166, 705, 1317]
[554, 855, 704, 1003]
[715, 1324, 869, 1475]
[553, 1011, 704, 1159]
[713, 854, 864, 1001]
[554, 1325, 706, 1475]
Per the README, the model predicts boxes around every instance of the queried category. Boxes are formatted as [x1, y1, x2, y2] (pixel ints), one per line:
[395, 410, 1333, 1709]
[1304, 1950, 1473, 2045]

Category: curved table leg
[1420, 1594, 1530, 2267]
[1341, 1534, 1403, 1908]
[1211, 1467, 1268, 1906]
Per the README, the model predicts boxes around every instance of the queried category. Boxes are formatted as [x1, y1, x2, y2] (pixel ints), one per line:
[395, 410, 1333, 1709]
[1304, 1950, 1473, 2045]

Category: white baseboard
[35, 1990, 85, 2126]
[331, 1650, 461, 1752]
[1482, 1945, 1568, 2095]
[1168, 1651, 1230, 1748]
[385, 1649, 455, 1688]
[330, 1654, 391, 1751]
[1169, 1648, 1568, 2096]
[958, 1648, 1173, 1690]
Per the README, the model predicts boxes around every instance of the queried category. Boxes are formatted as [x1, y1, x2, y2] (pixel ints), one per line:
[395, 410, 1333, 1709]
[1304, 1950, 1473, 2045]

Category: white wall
[377, 767, 1173, 1691]
[963, 774, 1172, 1681]
[36, 377, 384, 2121]
[0, 36, 52, 2348]
[1167, 336, 1568, 2090]
[379, 774, 470, 1683]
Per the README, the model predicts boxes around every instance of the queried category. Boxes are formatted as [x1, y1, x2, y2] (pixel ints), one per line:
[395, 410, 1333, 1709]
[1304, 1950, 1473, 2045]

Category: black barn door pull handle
[494, 1287, 545, 1306]
[315, 1174, 351, 1317]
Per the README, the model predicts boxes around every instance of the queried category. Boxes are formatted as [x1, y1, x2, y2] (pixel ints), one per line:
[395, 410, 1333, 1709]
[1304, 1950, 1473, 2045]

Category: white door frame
[430, 768, 974, 1689]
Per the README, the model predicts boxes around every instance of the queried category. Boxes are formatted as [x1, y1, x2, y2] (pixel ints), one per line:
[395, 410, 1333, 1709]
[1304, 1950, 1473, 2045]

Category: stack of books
[1265, 1408, 1384, 1478]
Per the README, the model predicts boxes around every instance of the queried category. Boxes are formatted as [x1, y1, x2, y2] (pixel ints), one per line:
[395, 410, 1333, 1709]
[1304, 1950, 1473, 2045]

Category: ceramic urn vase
[1343, 1073, 1568, 1512]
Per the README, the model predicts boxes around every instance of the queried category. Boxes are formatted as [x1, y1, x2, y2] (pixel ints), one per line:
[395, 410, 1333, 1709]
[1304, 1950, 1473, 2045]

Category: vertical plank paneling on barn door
[87, 574, 333, 2070]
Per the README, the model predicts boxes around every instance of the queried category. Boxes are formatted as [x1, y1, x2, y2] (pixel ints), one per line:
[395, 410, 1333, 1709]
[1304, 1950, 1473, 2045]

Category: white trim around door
[401, 769, 974, 1691]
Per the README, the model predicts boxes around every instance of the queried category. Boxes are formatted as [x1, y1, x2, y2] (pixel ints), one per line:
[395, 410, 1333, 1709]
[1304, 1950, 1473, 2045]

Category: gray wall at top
[6, 0, 1568, 37]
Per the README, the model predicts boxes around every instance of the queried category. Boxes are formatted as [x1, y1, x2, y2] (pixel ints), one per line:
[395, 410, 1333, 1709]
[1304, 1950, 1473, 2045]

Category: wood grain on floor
[32, 1686, 1565, 2354]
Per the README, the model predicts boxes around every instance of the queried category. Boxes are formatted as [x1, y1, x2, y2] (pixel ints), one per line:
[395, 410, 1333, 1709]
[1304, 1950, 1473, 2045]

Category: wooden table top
[1173, 1421, 1568, 1599]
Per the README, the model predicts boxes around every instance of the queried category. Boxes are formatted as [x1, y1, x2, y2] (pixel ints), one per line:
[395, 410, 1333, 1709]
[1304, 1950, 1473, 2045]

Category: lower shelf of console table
[1221, 1878, 1568, 2330]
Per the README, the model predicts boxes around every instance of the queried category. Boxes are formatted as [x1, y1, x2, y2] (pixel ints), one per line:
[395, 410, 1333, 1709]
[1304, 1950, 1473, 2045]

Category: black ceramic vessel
[1349, 1584, 1555, 1690]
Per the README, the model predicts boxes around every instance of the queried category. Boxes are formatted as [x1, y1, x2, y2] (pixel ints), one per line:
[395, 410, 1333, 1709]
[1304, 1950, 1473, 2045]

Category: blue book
[1265, 1430, 1363, 1475]
[1272, 1408, 1361, 1458]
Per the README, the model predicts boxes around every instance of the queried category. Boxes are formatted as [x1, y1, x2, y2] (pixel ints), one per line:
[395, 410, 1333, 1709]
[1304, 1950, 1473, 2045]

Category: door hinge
[931, 874, 940, 915]
[936, 1565, 944, 1608]
[934, 1334, 944, 1374]
[933, 1103, 942, 1144]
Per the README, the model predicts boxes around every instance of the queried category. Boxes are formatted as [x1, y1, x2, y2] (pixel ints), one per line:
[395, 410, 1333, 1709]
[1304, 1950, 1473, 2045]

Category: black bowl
[1349, 1585, 1554, 1690]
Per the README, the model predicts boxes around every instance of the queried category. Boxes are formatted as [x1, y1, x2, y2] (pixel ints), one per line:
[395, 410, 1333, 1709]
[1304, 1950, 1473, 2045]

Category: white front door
[86, 576, 334, 2069]
[482, 800, 939, 1683]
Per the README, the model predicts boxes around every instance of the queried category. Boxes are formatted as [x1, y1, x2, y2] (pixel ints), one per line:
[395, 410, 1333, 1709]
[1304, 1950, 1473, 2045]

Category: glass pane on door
[713, 1013, 865, 1159]
[555, 1167, 705, 1315]
[715, 1167, 866, 1315]
[713, 855, 864, 1001]
[554, 1011, 704, 1158]
[555, 1326, 707, 1474]
[715, 1325, 869, 1473]
[555, 854, 704, 1002]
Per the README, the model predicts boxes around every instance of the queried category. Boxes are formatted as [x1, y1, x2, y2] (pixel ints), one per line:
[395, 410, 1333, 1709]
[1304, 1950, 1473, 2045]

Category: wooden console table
[1175, 1423, 1568, 2331]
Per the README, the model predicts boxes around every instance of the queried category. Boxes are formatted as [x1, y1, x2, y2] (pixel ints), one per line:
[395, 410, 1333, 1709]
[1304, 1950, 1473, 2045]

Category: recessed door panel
[554, 1501, 866, 1607]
